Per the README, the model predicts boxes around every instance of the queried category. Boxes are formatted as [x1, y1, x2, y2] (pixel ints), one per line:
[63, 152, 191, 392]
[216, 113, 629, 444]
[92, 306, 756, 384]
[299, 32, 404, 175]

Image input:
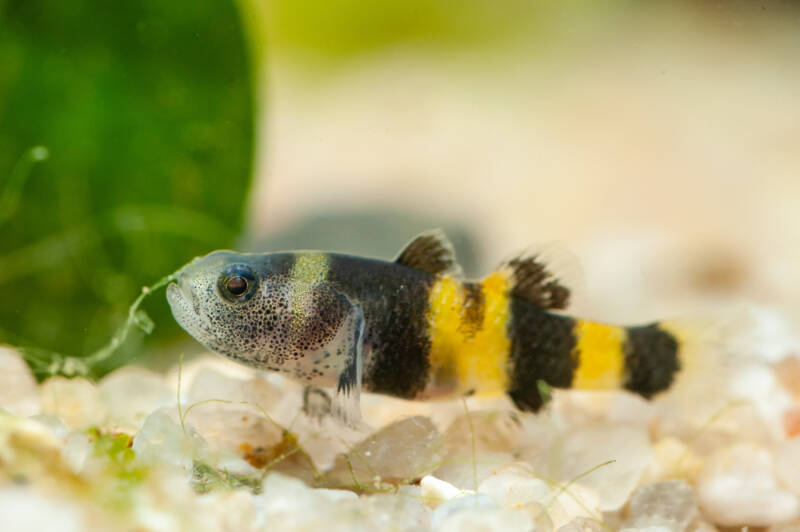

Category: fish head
[167, 250, 295, 364]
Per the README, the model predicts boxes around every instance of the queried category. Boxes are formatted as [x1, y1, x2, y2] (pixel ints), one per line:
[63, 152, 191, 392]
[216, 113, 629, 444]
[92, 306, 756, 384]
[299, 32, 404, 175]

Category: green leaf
[0, 0, 255, 373]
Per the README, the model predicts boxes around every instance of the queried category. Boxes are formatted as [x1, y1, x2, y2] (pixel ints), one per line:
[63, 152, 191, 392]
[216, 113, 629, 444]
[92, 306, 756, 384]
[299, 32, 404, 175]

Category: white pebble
[255, 473, 366, 531]
[131, 407, 205, 472]
[432, 493, 532, 531]
[61, 430, 93, 474]
[556, 517, 606, 532]
[697, 443, 800, 526]
[39, 377, 107, 429]
[435, 507, 533, 532]
[0, 487, 85, 532]
[546, 423, 652, 512]
[478, 466, 551, 509]
[99, 366, 173, 430]
[775, 437, 800, 496]
[0, 346, 40, 417]
[28, 414, 67, 440]
[624, 480, 697, 532]
[767, 521, 800, 532]
[619, 526, 672, 532]
[421, 475, 473, 507]
[187, 367, 279, 410]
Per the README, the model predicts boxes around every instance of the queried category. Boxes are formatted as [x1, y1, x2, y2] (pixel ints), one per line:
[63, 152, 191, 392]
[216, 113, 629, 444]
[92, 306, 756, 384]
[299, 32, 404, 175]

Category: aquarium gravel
[1, 332, 800, 531]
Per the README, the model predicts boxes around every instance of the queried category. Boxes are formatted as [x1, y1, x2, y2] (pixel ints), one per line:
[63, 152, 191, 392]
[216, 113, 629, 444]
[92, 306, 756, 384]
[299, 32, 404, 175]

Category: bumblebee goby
[168, 231, 692, 426]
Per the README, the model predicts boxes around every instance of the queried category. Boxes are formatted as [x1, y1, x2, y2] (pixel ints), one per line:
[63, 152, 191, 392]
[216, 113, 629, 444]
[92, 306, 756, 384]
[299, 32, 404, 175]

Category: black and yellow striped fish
[167, 231, 685, 425]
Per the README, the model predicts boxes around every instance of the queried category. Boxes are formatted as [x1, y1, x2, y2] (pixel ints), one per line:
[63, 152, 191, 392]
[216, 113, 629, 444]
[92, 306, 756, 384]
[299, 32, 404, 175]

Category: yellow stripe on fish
[572, 320, 626, 390]
[426, 272, 511, 397]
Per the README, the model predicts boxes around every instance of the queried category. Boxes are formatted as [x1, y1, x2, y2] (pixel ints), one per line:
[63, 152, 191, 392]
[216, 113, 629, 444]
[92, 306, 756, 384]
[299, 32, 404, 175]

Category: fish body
[167, 231, 683, 424]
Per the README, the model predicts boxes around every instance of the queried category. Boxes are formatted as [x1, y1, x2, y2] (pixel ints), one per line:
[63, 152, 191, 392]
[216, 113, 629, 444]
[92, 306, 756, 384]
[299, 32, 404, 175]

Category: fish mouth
[167, 277, 219, 347]
[166, 281, 185, 309]
[167, 278, 201, 317]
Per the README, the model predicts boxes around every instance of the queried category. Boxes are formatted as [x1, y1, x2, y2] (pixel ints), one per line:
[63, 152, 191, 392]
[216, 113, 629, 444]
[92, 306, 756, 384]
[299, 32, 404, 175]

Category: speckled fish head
[167, 250, 351, 375]
[166, 250, 296, 366]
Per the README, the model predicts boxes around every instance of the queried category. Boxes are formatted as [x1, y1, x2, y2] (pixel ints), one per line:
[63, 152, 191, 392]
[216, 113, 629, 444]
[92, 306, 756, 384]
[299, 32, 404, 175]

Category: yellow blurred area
[244, 1, 800, 327]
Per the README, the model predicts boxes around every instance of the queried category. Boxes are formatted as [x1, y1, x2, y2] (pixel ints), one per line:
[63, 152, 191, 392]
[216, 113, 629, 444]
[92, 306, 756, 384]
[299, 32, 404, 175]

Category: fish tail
[506, 303, 743, 412]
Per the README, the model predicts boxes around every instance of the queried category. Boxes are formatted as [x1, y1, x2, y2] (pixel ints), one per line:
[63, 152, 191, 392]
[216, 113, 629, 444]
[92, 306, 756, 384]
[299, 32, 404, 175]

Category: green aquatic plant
[0, 0, 255, 372]
[87, 429, 150, 510]
[19, 272, 176, 379]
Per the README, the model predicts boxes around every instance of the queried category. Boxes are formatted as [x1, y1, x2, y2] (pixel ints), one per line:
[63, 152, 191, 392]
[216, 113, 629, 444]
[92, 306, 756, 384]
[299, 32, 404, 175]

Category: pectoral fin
[331, 304, 366, 428]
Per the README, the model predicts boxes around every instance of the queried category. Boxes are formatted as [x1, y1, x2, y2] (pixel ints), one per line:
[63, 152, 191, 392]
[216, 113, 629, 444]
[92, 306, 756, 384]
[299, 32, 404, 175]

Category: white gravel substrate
[2, 342, 800, 532]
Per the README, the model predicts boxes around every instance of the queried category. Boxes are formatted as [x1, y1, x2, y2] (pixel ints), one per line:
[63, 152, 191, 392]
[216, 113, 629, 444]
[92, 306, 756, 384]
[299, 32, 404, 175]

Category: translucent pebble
[556, 390, 653, 429]
[432, 494, 533, 532]
[184, 404, 284, 456]
[0, 346, 40, 417]
[445, 410, 520, 454]
[28, 414, 67, 439]
[256, 473, 365, 531]
[195, 489, 258, 532]
[326, 416, 445, 486]
[361, 491, 432, 532]
[39, 377, 108, 429]
[475, 462, 600, 528]
[99, 367, 173, 430]
[187, 367, 280, 411]
[256, 473, 432, 531]
[0, 416, 64, 481]
[546, 423, 652, 512]
[550, 482, 602, 529]
[436, 508, 533, 532]
[132, 407, 207, 472]
[775, 437, 800, 496]
[619, 526, 671, 532]
[687, 519, 718, 532]
[432, 494, 495, 526]
[726, 363, 793, 443]
[61, 430, 93, 474]
[0, 487, 84, 532]
[433, 451, 514, 490]
[556, 517, 607, 532]
[478, 465, 551, 509]
[182, 394, 324, 482]
[643, 438, 702, 483]
[697, 443, 800, 526]
[624, 480, 697, 532]
[767, 521, 800, 532]
[519, 501, 554, 532]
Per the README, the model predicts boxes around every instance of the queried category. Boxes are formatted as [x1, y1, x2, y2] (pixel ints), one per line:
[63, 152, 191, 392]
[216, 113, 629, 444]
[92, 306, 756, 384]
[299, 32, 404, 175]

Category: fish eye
[218, 265, 257, 303]
[226, 275, 248, 295]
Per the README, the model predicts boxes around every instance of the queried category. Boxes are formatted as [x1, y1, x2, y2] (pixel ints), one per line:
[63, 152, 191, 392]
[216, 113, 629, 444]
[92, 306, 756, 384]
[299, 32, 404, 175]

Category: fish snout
[167, 275, 201, 316]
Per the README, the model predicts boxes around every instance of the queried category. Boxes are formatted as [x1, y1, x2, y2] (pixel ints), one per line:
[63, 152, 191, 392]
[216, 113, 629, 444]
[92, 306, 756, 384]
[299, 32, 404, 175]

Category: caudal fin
[653, 313, 757, 420]
[506, 304, 754, 417]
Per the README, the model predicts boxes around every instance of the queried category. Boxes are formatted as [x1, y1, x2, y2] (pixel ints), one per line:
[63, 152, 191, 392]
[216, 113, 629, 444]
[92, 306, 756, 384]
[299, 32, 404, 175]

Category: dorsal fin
[395, 229, 462, 276]
[504, 255, 570, 310]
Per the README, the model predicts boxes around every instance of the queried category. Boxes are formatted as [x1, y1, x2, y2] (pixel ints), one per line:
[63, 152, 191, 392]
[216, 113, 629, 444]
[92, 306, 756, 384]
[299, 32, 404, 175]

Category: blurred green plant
[0, 0, 254, 376]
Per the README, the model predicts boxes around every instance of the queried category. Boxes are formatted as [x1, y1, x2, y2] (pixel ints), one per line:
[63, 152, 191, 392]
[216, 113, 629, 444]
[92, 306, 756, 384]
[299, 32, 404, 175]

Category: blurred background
[2, 0, 799, 377]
